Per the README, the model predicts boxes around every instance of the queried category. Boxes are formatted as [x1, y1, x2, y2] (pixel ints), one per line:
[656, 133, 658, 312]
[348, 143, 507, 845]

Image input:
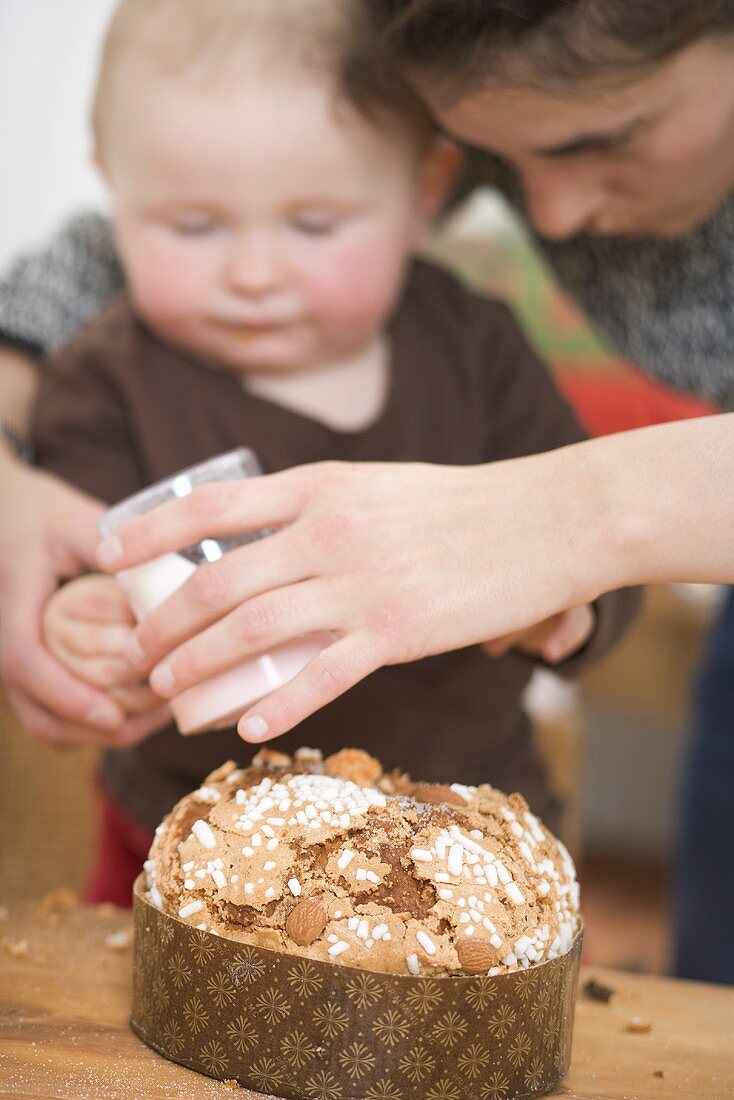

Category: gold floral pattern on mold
[345, 972, 382, 1011]
[304, 1068, 342, 1099]
[432, 1010, 468, 1048]
[531, 984, 552, 1023]
[182, 994, 209, 1036]
[188, 928, 215, 966]
[507, 1030, 533, 1069]
[150, 972, 170, 1010]
[374, 1008, 411, 1048]
[206, 968, 236, 1008]
[199, 1038, 228, 1076]
[480, 1071, 511, 1099]
[466, 978, 497, 1013]
[224, 1014, 258, 1053]
[281, 1028, 317, 1068]
[364, 1080, 404, 1100]
[158, 918, 175, 947]
[488, 1002, 516, 1038]
[160, 1018, 185, 1056]
[167, 950, 191, 990]
[524, 1057, 546, 1091]
[404, 981, 442, 1018]
[312, 1000, 349, 1040]
[516, 970, 540, 1008]
[229, 945, 266, 984]
[458, 1041, 491, 1079]
[254, 986, 291, 1026]
[399, 1044, 436, 1083]
[542, 1016, 560, 1052]
[286, 959, 323, 1000]
[425, 1079, 462, 1100]
[248, 1055, 284, 1092]
[338, 1040, 378, 1081]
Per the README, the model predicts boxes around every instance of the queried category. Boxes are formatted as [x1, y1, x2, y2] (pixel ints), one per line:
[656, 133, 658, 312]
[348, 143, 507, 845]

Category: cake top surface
[145, 747, 579, 976]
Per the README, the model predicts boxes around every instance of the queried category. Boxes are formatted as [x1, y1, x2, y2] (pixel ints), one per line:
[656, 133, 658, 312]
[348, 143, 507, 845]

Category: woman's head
[374, 1, 734, 238]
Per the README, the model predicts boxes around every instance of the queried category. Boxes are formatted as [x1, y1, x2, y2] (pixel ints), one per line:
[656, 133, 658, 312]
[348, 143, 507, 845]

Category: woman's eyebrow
[534, 116, 647, 158]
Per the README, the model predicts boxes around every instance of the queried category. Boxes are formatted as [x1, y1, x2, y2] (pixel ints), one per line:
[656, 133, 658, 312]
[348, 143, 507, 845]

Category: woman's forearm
[575, 412, 734, 593]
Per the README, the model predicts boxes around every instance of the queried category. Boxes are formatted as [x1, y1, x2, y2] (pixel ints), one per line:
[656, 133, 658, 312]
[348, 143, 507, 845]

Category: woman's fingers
[12, 693, 168, 748]
[127, 526, 311, 674]
[237, 633, 386, 743]
[111, 682, 169, 715]
[96, 463, 325, 571]
[116, 703, 173, 744]
[1, 565, 126, 732]
[146, 578, 341, 698]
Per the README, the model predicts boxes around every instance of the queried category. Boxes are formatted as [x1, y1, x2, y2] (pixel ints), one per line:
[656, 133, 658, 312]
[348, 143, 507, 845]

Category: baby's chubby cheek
[127, 258, 208, 337]
[309, 250, 408, 338]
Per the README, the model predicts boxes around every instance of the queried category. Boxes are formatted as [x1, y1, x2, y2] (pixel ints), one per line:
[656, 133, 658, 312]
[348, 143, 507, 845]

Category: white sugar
[406, 952, 421, 975]
[416, 931, 436, 956]
[179, 899, 203, 918]
[506, 882, 525, 906]
[192, 819, 216, 850]
[448, 844, 463, 876]
[337, 850, 355, 871]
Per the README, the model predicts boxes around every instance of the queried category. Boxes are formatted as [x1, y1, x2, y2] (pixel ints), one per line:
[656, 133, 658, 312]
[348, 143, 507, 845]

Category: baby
[35, 0, 638, 901]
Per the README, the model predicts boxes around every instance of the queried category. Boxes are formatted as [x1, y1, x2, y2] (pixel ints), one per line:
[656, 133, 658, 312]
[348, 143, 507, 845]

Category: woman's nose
[522, 164, 607, 241]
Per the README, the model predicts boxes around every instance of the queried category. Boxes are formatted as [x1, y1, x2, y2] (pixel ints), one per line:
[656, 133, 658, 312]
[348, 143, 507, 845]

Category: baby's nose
[225, 234, 282, 295]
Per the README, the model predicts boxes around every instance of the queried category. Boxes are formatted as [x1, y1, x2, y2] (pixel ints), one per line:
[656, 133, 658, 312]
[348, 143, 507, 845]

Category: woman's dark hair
[370, 1, 734, 100]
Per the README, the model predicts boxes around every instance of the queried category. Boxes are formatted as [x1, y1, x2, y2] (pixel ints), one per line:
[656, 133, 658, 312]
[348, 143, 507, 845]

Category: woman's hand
[98, 449, 616, 743]
[0, 454, 169, 746]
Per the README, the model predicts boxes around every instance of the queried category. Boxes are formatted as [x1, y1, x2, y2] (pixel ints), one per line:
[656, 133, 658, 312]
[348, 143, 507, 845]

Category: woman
[1, 0, 734, 979]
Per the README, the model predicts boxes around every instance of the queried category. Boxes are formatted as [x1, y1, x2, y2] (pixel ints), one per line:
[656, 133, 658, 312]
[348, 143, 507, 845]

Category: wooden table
[1, 900, 733, 1099]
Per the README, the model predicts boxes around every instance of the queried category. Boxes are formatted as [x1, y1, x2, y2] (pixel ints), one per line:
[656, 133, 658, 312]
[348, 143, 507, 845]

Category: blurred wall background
[0, 0, 115, 268]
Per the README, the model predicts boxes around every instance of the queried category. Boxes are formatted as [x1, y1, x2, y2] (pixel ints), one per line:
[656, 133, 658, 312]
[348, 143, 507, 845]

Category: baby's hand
[43, 574, 170, 740]
[483, 605, 595, 665]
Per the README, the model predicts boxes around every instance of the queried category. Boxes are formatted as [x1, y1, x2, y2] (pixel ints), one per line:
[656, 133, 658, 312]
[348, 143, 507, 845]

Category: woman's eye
[292, 215, 338, 236]
[170, 220, 217, 236]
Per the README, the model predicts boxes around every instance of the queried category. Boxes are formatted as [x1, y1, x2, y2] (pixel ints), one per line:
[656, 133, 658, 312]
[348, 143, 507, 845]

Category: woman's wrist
[552, 432, 650, 602]
[564, 415, 734, 594]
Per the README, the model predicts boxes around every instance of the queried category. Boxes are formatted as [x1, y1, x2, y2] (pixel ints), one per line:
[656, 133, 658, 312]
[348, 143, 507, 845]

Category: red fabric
[559, 369, 716, 437]
[85, 789, 153, 908]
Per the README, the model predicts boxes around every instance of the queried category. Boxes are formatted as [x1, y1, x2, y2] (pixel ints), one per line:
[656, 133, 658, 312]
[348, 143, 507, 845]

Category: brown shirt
[33, 259, 639, 832]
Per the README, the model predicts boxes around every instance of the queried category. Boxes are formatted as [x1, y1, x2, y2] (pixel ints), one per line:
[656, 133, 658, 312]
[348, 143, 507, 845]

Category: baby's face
[102, 68, 434, 374]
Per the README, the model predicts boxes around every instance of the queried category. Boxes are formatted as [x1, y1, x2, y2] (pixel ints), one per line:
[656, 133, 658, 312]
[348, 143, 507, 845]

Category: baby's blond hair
[92, 0, 432, 158]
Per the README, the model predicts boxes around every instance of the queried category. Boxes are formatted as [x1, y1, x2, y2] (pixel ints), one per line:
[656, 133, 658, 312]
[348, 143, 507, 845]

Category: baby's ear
[414, 136, 464, 231]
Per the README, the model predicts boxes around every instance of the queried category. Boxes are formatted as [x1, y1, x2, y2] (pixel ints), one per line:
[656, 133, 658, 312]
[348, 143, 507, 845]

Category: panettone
[144, 746, 579, 977]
